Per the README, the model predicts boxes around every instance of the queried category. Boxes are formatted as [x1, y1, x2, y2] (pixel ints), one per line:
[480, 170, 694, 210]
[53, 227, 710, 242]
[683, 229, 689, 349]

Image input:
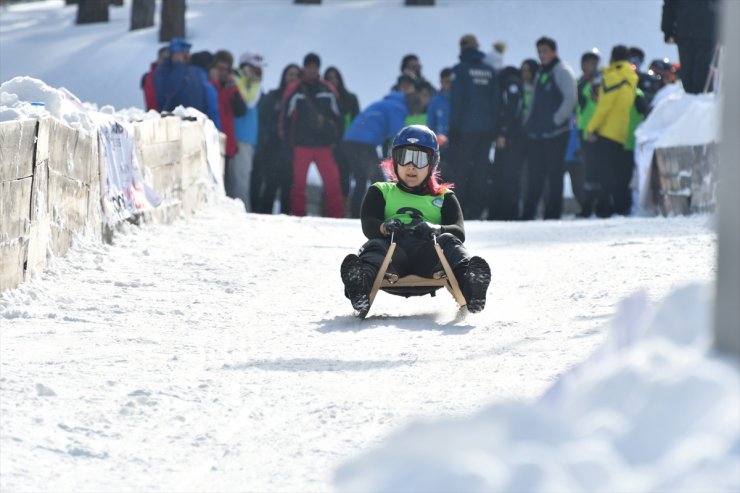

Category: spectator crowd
[141, 0, 718, 221]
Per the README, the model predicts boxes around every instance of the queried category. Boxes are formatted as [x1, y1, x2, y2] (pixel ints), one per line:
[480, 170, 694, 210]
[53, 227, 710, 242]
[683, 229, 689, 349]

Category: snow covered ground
[0, 0, 678, 112]
[0, 197, 722, 492]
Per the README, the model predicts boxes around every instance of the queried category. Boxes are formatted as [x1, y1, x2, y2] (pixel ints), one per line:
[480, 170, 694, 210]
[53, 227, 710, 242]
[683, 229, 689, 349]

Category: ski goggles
[392, 148, 431, 169]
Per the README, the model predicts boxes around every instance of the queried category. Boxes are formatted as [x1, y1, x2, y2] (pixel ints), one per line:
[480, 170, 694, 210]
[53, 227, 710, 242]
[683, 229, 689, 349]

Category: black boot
[340, 254, 371, 318]
[462, 256, 491, 313]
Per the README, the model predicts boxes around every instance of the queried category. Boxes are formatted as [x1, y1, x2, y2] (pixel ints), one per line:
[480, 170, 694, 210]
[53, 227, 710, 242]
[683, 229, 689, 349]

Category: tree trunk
[65, 0, 78, 5]
[159, 0, 186, 42]
[130, 0, 155, 31]
[76, 0, 109, 24]
[110, 0, 123, 6]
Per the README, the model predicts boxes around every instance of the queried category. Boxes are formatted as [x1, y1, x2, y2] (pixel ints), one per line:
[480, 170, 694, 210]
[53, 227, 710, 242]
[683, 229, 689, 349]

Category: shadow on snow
[315, 313, 475, 335]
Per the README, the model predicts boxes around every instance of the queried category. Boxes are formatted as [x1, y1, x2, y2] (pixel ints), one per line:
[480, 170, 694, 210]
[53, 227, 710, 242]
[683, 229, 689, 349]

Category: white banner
[93, 113, 161, 223]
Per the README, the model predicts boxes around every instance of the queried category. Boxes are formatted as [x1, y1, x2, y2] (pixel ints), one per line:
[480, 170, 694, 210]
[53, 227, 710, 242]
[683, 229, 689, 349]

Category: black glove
[382, 219, 403, 236]
[413, 221, 441, 239]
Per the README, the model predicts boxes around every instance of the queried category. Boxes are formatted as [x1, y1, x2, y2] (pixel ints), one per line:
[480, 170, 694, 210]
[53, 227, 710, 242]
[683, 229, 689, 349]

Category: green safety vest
[576, 81, 598, 140]
[404, 113, 427, 126]
[523, 90, 533, 120]
[374, 182, 448, 225]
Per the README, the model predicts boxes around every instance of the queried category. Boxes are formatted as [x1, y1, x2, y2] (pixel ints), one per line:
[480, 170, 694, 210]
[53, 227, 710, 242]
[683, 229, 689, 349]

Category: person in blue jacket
[427, 67, 452, 180]
[449, 34, 500, 220]
[188, 51, 222, 131]
[154, 38, 216, 125]
[340, 91, 426, 218]
[427, 68, 452, 137]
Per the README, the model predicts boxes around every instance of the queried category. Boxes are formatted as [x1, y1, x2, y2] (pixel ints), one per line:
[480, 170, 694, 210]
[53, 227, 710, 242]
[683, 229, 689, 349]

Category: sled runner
[366, 233, 467, 314]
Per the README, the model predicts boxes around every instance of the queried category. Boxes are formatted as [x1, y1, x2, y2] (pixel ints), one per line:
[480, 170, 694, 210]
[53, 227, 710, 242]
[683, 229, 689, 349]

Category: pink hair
[379, 158, 454, 196]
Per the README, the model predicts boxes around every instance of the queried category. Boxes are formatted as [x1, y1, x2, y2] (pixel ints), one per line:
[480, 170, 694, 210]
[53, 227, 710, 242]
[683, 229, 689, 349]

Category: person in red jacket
[140, 46, 168, 111]
[279, 53, 344, 218]
[212, 50, 248, 202]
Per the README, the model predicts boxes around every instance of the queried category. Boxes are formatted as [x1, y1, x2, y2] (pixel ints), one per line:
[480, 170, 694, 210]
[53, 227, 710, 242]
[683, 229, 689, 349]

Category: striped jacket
[523, 57, 577, 139]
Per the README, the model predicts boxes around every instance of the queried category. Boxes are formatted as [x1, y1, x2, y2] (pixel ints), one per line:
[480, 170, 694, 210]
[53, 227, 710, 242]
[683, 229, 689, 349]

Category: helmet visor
[393, 148, 430, 169]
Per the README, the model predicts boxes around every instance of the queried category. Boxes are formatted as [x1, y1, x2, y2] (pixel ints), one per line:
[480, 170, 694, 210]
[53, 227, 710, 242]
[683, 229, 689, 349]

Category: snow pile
[0, 76, 97, 133]
[97, 103, 161, 123]
[335, 283, 740, 493]
[0, 76, 162, 131]
[636, 89, 720, 149]
[633, 89, 720, 215]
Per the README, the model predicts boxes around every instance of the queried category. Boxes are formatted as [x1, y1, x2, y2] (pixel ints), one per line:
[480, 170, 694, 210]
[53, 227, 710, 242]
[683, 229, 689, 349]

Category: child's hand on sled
[381, 219, 404, 236]
[413, 221, 441, 239]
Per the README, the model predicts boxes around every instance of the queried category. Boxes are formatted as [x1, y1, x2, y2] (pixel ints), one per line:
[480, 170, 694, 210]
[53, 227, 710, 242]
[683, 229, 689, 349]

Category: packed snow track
[0, 199, 716, 492]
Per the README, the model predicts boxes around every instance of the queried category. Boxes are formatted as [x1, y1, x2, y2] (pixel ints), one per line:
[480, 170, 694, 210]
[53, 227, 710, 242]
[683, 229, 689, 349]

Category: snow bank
[0, 76, 97, 133]
[634, 90, 721, 215]
[636, 89, 720, 149]
[0, 76, 164, 132]
[335, 283, 740, 493]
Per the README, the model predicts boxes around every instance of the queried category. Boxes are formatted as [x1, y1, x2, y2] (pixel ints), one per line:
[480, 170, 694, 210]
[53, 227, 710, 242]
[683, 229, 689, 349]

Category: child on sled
[340, 124, 491, 317]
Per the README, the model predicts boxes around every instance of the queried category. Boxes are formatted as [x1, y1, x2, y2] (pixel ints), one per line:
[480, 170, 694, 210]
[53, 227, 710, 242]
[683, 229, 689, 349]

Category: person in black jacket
[324, 66, 361, 212]
[629, 46, 662, 106]
[662, 0, 719, 94]
[253, 63, 300, 214]
[279, 53, 345, 218]
[489, 65, 527, 221]
[449, 34, 500, 220]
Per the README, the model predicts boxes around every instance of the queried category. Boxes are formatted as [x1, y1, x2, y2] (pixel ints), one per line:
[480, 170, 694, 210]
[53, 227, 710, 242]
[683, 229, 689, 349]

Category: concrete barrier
[652, 143, 719, 216]
[0, 120, 36, 291]
[135, 116, 224, 223]
[0, 115, 224, 292]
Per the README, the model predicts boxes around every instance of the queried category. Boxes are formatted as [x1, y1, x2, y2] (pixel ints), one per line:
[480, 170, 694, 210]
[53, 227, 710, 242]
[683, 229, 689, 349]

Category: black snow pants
[521, 132, 570, 220]
[355, 233, 471, 286]
[340, 141, 384, 219]
[450, 132, 494, 220]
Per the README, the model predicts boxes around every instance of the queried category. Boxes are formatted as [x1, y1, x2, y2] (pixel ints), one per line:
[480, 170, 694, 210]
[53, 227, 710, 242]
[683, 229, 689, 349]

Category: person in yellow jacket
[232, 51, 266, 212]
[580, 45, 638, 218]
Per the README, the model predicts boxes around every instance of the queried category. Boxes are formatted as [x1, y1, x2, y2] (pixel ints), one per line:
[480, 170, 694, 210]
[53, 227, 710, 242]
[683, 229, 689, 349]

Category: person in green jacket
[576, 50, 600, 140]
[575, 50, 600, 218]
[404, 80, 434, 126]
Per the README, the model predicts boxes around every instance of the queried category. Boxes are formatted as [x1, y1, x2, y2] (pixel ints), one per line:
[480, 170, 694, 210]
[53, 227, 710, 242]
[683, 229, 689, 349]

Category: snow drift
[335, 283, 740, 493]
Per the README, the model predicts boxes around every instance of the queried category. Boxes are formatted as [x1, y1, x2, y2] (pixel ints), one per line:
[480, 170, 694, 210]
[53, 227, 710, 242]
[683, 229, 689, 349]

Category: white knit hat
[239, 51, 266, 68]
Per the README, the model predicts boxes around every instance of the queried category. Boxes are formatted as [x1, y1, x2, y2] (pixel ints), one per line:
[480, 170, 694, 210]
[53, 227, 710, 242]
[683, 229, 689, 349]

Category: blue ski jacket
[343, 92, 408, 146]
[427, 91, 450, 137]
[155, 59, 209, 114]
[450, 48, 500, 135]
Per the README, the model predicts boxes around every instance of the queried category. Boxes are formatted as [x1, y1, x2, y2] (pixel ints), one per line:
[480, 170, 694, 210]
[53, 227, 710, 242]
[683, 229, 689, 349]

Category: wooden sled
[367, 234, 467, 313]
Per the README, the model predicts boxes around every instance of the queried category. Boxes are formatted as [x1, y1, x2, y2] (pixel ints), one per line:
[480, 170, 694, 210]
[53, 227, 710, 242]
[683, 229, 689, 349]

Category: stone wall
[0, 116, 223, 292]
[652, 143, 719, 216]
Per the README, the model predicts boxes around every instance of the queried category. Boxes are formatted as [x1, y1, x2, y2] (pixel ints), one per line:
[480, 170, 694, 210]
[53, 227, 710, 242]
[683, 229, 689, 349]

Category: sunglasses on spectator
[393, 148, 431, 169]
